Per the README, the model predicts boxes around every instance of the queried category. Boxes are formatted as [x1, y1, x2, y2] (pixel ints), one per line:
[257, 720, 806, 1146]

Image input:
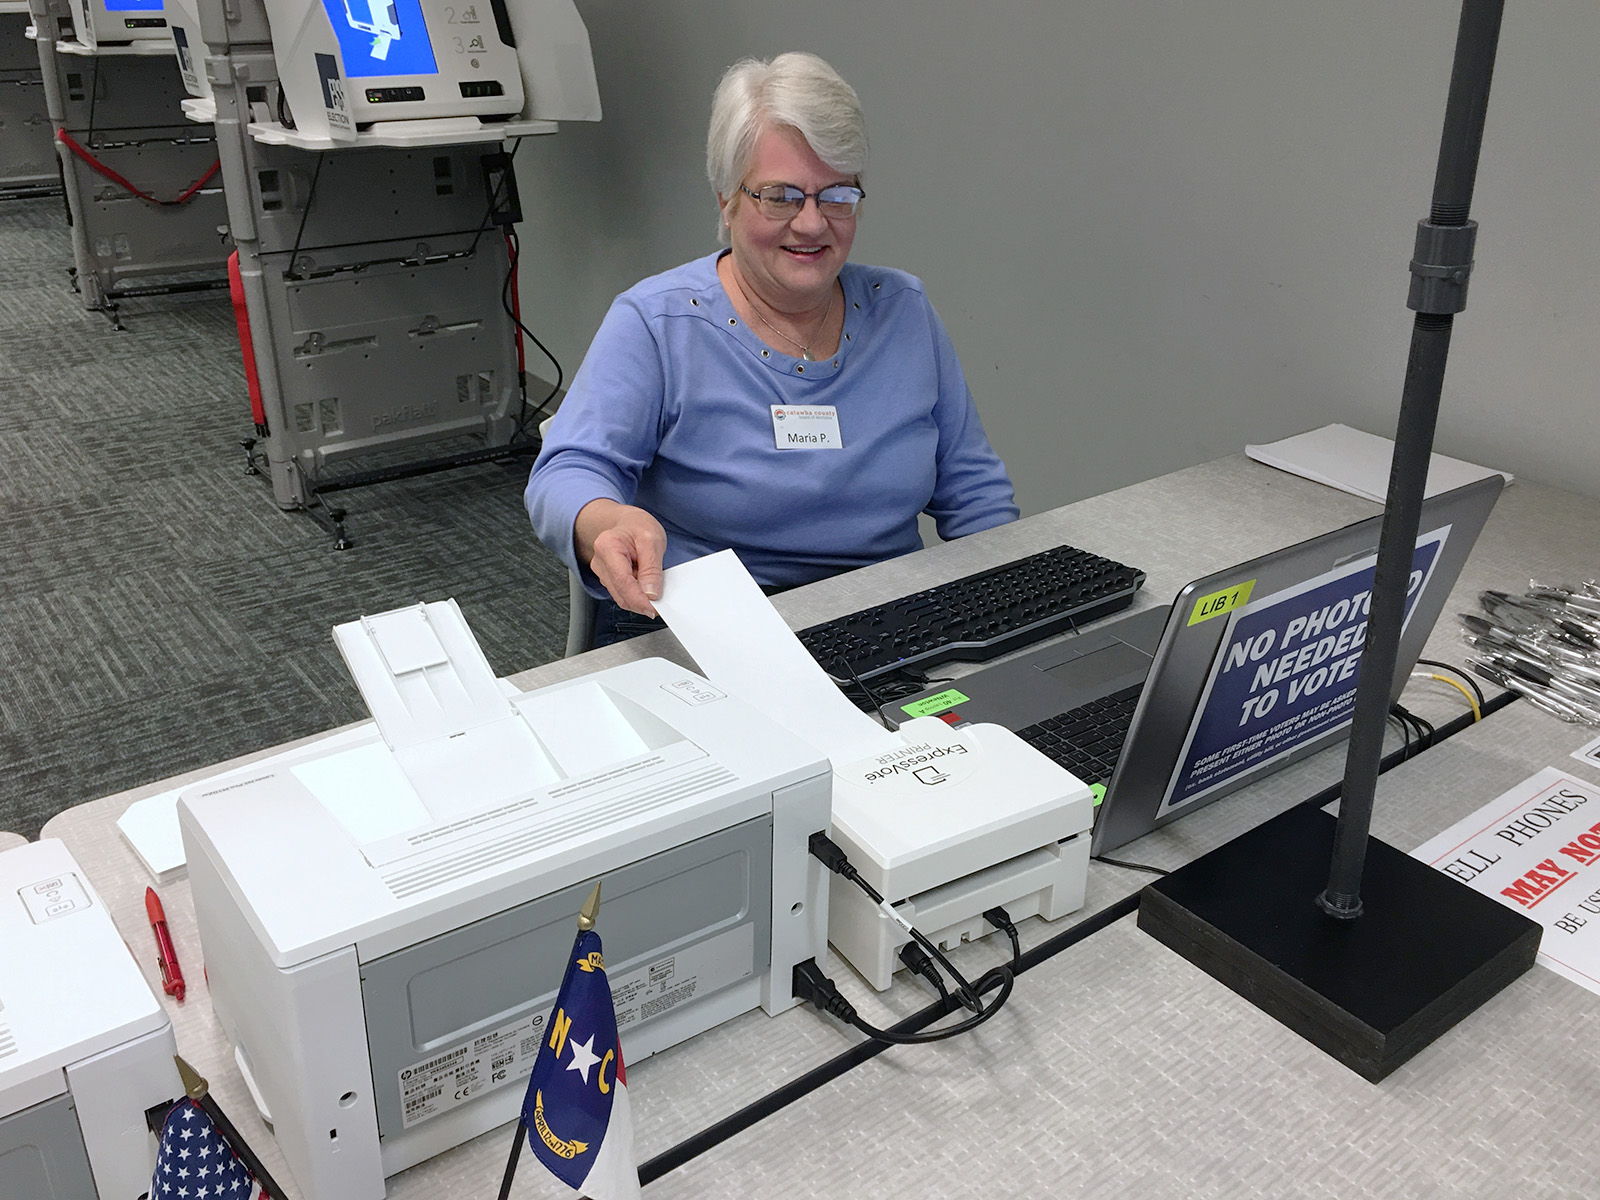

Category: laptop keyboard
[797, 544, 1145, 682]
[1014, 683, 1145, 784]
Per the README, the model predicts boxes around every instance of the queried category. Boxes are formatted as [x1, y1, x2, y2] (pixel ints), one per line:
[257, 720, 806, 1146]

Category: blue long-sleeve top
[525, 252, 1019, 595]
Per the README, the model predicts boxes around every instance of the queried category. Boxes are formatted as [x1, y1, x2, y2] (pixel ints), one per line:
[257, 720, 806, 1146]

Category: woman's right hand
[574, 499, 668, 617]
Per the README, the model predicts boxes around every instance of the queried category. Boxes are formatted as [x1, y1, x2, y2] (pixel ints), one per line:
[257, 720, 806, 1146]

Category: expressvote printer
[824, 716, 1096, 990]
[178, 600, 830, 1200]
[0, 840, 182, 1200]
[653, 550, 1099, 993]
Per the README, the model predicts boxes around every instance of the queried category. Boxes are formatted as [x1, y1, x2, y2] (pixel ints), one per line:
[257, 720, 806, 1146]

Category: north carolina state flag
[519, 928, 638, 1199]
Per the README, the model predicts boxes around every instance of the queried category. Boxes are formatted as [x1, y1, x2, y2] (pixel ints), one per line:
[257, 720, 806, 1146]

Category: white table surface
[40, 455, 1600, 1197]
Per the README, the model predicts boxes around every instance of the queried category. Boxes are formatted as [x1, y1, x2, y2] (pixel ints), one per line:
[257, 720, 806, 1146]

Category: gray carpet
[0, 197, 572, 839]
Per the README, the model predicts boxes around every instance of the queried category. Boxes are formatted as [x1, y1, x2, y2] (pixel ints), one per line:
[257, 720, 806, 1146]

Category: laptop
[883, 476, 1503, 855]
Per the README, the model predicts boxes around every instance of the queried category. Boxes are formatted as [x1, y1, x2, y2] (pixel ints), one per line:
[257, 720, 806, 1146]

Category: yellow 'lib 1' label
[1187, 579, 1255, 626]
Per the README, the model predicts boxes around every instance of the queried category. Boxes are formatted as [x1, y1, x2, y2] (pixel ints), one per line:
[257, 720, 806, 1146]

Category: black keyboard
[1015, 683, 1144, 784]
[797, 543, 1145, 681]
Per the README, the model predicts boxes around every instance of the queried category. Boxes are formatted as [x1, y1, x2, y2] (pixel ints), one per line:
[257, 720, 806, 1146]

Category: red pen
[145, 887, 186, 1002]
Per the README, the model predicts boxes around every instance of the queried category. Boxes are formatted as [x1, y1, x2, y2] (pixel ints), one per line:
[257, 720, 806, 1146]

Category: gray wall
[512, 1, 1600, 518]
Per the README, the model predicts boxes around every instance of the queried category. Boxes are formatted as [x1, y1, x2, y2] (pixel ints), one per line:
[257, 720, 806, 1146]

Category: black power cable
[898, 941, 951, 1003]
[637, 892, 1133, 1186]
[792, 958, 1013, 1046]
[1296, 687, 1515, 815]
[283, 151, 325, 279]
[1094, 855, 1169, 877]
[500, 227, 562, 436]
[807, 832, 994, 1014]
[982, 906, 1023, 964]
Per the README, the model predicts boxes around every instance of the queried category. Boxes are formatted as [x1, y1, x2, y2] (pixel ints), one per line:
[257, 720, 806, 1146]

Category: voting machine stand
[24, 0, 229, 322]
[175, 0, 599, 543]
[1138, 0, 1541, 1083]
[0, 1, 59, 198]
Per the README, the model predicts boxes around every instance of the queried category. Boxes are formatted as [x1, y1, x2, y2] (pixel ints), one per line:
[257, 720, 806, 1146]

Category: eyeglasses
[738, 182, 865, 220]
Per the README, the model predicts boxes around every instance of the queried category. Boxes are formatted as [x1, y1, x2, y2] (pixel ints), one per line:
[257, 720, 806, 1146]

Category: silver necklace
[731, 269, 835, 361]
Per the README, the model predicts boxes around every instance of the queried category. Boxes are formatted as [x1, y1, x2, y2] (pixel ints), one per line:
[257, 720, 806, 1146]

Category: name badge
[771, 405, 843, 450]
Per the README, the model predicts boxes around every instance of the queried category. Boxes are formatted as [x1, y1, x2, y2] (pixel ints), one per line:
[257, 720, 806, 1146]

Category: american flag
[150, 1099, 263, 1200]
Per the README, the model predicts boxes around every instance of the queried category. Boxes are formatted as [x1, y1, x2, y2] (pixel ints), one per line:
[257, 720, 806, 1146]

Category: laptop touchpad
[1040, 641, 1151, 689]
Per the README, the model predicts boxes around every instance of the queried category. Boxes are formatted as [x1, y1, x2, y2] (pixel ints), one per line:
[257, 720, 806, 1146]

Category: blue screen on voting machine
[104, 0, 164, 12]
[321, 0, 439, 78]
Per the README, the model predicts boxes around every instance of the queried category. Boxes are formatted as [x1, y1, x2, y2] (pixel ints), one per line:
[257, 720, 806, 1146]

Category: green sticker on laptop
[1089, 782, 1106, 806]
[900, 689, 969, 718]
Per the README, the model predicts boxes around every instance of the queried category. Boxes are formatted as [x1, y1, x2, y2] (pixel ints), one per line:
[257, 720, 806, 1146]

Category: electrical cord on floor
[796, 832, 1015, 1042]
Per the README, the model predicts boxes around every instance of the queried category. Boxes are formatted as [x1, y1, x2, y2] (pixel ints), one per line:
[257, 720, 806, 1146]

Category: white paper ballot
[116, 788, 188, 884]
[1246, 423, 1512, 503]
[120, 723, 378, 882]
[654, 551, 897, 765]
[515, 681, 651, 777]
[293, 742, 434, 845]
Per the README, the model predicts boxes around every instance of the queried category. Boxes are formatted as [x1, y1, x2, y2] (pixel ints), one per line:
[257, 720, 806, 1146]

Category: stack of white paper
[1246, 423, 1512, 502]
[116, 789, 189, 884]
[117, 724, 376, 883]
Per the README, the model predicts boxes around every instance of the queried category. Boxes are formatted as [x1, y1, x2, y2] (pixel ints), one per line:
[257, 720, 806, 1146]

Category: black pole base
[1137, 804, 1539, 1082]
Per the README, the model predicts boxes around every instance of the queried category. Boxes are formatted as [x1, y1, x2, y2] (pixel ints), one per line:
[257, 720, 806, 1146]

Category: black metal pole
[1319, 0, 1504, 916]
[496, 1119, 526, 1200]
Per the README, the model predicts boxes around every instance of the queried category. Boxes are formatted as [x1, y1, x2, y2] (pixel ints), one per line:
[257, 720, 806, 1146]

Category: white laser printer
[178, 600, 831, 1200]
[0, 839, 182, 1200]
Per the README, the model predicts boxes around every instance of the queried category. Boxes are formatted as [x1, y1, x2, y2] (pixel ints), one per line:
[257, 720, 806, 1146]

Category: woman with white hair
[526, 51, 1018, 645]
